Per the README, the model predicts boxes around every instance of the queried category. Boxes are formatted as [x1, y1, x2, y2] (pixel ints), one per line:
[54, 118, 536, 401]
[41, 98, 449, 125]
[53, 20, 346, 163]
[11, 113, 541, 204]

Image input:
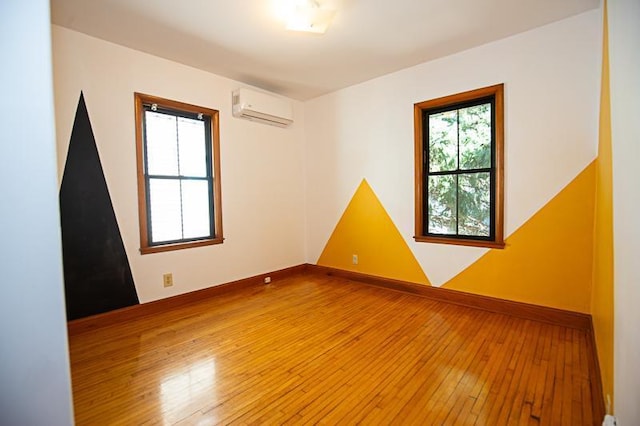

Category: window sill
[140, 237, 223, 255]
[414, 235, 505, 249]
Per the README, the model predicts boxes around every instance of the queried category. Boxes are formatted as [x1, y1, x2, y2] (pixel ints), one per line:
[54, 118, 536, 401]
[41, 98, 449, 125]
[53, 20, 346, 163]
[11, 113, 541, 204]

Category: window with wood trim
[414, 84, 504, 248]
[134, 93, 223, 254]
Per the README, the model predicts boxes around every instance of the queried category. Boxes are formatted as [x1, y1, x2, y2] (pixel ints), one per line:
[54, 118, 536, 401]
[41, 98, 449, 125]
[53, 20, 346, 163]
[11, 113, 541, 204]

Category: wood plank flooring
[68, 273, 600, 425]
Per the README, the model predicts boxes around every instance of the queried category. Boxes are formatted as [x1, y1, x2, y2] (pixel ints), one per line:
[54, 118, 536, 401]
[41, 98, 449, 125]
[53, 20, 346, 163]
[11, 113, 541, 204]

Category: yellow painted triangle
[591, 0, 614, 407]
[443, 161, 596, 313]
[317, 179, 430, 285]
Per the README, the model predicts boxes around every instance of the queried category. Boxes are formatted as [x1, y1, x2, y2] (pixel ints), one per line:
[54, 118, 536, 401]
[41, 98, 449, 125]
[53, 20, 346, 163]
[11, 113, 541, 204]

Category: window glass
[135, 93, 223, 254]
[414, 84, 504, 248]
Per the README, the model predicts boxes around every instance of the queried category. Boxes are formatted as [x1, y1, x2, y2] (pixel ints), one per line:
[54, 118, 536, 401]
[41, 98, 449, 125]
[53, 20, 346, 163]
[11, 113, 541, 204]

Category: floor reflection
[160, 358, 217, 424]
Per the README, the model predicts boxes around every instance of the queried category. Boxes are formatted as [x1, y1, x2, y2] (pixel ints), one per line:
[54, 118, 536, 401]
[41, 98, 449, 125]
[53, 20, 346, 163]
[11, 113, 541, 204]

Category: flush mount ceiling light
[279, 0, 336, 34]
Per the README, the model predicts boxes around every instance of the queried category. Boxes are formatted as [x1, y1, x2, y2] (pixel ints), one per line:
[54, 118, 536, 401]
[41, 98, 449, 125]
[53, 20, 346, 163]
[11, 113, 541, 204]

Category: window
[414, 84, 504, 248]
[134, 93, 223, 254]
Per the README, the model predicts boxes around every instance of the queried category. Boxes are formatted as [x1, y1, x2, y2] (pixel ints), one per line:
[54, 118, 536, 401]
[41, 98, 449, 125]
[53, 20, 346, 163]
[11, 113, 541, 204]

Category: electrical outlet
[163, 273, 173, 287]
[264, 276, 271, 284]
[352, 254, 358, 265]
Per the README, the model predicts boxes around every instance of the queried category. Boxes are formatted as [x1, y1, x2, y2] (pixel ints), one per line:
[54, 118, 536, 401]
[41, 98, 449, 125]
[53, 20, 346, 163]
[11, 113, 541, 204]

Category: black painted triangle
[60, 92, 139, 320]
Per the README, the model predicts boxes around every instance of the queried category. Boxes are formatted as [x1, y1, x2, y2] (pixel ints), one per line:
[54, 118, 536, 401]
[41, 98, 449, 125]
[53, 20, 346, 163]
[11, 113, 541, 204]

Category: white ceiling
[50, 0, 600, 100]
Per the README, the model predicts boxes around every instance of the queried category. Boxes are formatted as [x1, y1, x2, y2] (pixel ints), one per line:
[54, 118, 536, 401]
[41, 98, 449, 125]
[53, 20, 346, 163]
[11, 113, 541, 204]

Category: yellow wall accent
[443, 163, 596, 313]
[317, 179, 430, 285]
[591, 0, 615, 410]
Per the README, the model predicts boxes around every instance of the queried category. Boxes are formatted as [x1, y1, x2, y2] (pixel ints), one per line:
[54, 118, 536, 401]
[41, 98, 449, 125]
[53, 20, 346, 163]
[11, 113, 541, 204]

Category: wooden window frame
[134, 93, 223, 254]
[414, 84, 504, 249]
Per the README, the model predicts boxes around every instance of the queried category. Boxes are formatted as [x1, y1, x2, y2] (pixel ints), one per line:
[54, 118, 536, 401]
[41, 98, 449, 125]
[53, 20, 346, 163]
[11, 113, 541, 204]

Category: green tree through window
[414, 85, 504, 248]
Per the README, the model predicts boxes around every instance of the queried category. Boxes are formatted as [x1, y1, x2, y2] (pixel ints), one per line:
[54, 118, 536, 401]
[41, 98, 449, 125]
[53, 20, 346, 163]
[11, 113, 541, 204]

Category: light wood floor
[68, 273, 599, 425]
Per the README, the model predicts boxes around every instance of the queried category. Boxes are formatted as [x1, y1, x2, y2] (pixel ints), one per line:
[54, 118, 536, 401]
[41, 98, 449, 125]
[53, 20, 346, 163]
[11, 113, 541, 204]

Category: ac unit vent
[232, 88, 293, 127]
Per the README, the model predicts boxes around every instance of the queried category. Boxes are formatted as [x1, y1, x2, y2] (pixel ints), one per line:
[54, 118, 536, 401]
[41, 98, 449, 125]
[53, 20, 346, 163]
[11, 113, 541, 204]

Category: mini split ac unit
[232, 88, 293, 127]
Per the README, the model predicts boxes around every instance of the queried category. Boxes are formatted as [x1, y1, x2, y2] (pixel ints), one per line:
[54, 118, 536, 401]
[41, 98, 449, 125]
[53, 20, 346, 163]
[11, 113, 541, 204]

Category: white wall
[52, 26, 306, 303]
[304, 10, 600, 286]
[610, 0, 640, 422]
[0, 2, 74, 425]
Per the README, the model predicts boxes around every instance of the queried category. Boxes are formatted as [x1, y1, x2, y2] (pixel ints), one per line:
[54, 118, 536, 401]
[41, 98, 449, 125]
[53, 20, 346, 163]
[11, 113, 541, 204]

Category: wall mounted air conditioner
[232, 88, 293, 127]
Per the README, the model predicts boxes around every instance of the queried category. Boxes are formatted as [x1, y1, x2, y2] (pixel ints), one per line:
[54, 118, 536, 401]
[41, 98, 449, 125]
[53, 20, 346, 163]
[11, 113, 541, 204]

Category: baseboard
[69, 262, 592, 334]
[306, 264, 592, 330]
[67, 264, 307, 335]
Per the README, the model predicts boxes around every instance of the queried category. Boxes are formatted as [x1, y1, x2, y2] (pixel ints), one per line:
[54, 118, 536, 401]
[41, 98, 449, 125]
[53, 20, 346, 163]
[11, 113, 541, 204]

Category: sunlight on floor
[160, 358, 217, 424]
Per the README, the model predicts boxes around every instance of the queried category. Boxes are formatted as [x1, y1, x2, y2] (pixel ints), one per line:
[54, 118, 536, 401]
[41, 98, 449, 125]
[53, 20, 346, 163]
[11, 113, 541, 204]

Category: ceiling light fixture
[282, 0, 336, 34]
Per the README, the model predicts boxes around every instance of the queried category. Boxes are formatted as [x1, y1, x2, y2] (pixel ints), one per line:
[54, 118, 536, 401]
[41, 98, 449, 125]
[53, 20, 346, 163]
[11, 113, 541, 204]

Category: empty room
[2, 0, 639, 425]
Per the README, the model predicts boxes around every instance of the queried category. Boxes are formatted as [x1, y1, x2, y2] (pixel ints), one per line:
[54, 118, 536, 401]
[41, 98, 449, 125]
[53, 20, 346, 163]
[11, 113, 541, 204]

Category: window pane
[149, 179, 182, 243]
[181, 180, 212, 239]
[459, 103, 491, 170]
[458, 172, 491, 237]
[177, 117, 207, 177]
[428, 174, 457, 234]
[146, 111, 179, 176]
[428, 110, 458, 172]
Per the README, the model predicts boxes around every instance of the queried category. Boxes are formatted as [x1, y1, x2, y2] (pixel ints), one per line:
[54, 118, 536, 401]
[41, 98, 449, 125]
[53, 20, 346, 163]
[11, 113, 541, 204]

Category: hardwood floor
[68, 273, 600, 425]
